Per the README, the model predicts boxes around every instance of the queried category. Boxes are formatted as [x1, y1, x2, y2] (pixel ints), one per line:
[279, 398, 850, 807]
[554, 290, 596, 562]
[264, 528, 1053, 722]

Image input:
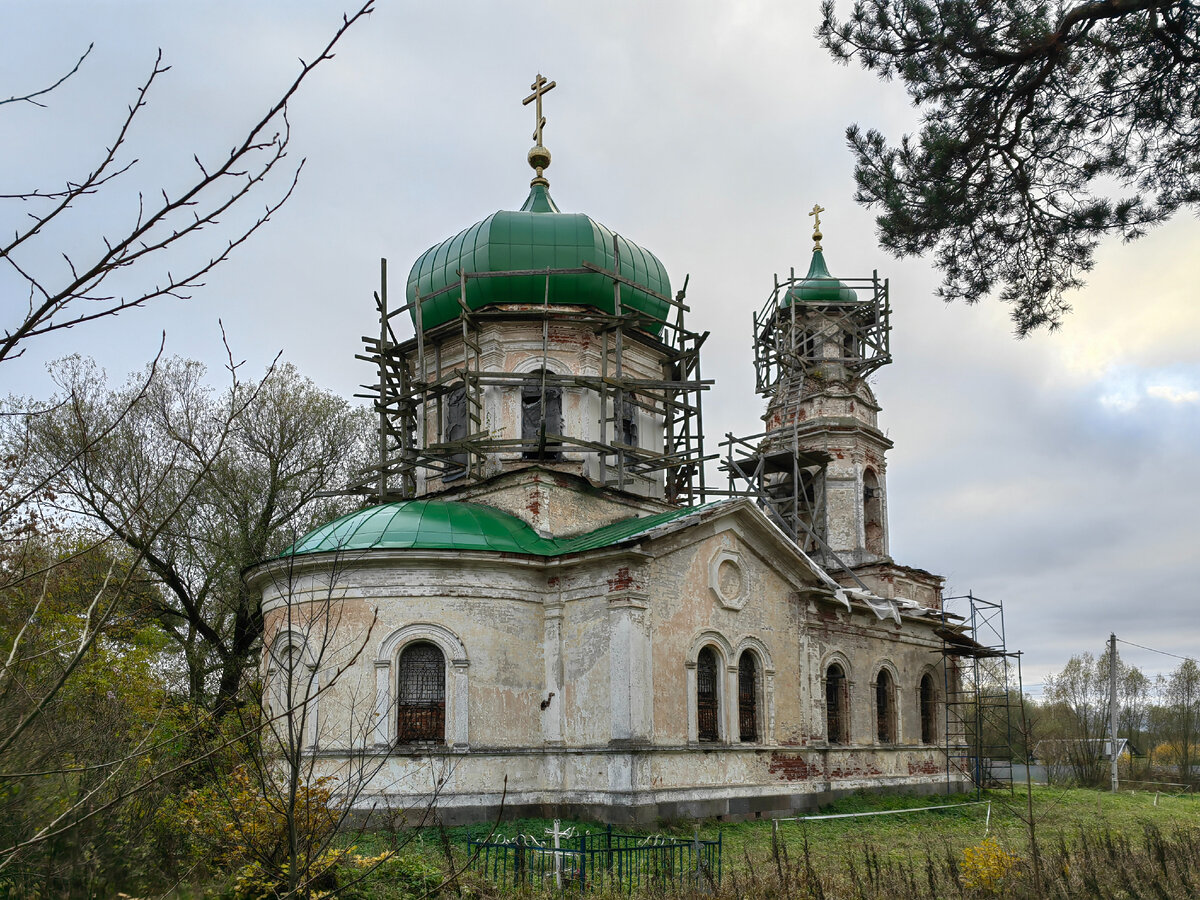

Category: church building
[245, 76, 963, 823]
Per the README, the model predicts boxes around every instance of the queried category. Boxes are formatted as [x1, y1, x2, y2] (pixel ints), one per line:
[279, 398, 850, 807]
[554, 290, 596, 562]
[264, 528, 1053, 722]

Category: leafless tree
[1, 2, 374, 365]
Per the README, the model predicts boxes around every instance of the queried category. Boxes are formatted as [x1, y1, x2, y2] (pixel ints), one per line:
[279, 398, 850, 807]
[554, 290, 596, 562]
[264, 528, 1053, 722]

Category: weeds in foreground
[691, 822, 1200, 900]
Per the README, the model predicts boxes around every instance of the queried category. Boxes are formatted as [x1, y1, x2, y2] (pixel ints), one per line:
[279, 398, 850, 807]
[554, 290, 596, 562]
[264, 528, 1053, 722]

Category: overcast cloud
[4, 1, 1197, 692]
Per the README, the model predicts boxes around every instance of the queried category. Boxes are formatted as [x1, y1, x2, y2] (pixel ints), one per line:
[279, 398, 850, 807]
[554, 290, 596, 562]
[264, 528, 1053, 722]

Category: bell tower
[721, 206, 893, 570]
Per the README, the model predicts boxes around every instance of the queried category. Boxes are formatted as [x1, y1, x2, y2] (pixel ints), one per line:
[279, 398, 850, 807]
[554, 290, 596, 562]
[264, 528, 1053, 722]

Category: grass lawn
[349, 785, 1200, 898]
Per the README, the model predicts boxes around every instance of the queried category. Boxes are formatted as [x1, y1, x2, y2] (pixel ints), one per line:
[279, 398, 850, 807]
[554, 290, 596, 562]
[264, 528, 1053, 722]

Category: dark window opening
[920, 673, 936, 744]
[798, 329, 816, 359]
[619, 395, 638, 447]
[697, 647, 719, 742]
[397, 642, 445, 743]
[445, 386, 468, 478]
[876, 669, 896, 743]
[826, 663, 847, 744]
[863, 468, 883, 556]
[522, 369, 562, 460]
[843, 328, 860, 359]
[738, 652, 759, 742]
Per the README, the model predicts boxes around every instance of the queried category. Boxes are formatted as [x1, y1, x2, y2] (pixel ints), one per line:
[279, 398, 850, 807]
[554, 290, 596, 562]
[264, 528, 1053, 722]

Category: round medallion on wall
[709, 548, 746, 610]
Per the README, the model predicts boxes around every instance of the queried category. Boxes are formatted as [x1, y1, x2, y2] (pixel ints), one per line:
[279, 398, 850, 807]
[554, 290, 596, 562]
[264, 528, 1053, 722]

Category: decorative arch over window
[521, 368, 562, 460]
[733, 636, 776, 743]
[874, 664, 898, 743]
[824, 659, 850, 744]
[375, 624, 469, 749]
[685, 631, 732, 744]
[920, 670, 938, 744]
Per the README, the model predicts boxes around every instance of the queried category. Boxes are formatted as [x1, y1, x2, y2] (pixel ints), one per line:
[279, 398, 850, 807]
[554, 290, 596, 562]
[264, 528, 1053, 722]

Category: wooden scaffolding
[353, 245, 711, 505]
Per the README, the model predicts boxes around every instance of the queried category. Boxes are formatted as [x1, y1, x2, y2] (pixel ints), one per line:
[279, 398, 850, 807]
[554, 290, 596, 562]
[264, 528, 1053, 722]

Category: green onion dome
[784, 249, 857, 305]
[406, 183, 671, 335]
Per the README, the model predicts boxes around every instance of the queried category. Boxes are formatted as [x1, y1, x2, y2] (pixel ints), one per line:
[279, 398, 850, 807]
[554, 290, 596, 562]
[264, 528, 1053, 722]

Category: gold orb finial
[522, 73, 557, 186]
[809, 203, 825, 252]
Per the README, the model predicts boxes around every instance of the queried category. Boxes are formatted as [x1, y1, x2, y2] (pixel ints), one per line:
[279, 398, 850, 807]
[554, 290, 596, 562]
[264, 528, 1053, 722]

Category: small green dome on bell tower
[783, 204, 857, 305]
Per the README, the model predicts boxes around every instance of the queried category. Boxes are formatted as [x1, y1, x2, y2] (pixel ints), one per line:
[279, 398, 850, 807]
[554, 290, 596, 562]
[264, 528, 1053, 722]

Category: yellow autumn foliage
[960, 836, 1019, 894]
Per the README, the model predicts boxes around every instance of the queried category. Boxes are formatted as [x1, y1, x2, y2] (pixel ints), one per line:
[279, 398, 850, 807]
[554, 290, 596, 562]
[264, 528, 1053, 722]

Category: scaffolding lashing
[753, 269, 891, 397]
[352, 250, 713, 505]
[937, 592, 1017, 794]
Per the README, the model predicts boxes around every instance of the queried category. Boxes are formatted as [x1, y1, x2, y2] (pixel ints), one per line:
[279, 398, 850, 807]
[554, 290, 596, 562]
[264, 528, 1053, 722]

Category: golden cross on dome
[809, 203, 825, 251]
[523, 73, 556, 148]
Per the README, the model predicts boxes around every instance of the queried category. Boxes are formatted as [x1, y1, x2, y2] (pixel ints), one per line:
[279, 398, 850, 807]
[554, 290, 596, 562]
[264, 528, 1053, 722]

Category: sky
[3, 1, 1198, 693]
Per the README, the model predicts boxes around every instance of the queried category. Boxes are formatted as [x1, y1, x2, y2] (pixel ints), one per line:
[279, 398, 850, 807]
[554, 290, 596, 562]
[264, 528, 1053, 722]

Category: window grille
[826, 664, 847, 743]
[876, 669, 896, 743]
[738, 652, 758, 742]
[697, 647, 719, 742]
[920, 673, 936, 744]
[397, 642, 445, 743]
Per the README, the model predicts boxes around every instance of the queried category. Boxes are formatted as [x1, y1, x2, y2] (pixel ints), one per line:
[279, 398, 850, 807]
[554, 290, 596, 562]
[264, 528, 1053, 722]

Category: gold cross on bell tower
[809, 203, 825, 252]
[523, 73, 556, 186]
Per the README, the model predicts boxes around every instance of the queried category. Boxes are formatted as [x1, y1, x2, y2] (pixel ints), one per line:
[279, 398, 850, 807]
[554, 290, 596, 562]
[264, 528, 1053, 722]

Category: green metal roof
[283, 499, 714, 559]
[406, 184, 671, 335]
[784, 250, 857, 305]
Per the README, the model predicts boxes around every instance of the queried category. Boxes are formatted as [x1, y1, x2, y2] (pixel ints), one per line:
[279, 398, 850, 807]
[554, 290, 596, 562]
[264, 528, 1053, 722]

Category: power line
[1115, 637, 1198, 665]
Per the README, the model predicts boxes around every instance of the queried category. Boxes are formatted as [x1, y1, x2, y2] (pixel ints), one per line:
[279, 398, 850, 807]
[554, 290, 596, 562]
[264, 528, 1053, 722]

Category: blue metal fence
[467, 824, 721, 892]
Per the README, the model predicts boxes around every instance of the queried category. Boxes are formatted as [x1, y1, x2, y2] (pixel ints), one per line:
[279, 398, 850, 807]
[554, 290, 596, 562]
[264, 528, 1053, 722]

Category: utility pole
[1109, 632, 1119, 793]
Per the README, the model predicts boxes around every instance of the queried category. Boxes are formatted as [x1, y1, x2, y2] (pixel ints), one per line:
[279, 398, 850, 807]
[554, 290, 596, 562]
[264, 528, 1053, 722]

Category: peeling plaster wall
[251, 499, 963, 824]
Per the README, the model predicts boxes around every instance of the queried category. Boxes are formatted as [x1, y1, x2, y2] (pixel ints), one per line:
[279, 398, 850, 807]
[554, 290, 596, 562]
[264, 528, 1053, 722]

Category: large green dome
[283, 498, 709, 558]
[406, 184, 671, 335]
[784, 249, 857, 305]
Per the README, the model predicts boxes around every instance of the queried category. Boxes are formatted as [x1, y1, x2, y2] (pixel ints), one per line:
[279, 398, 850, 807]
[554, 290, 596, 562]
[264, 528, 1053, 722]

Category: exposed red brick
[768, 753, 821, 781]
[907, 759, 941, 776]
[607, 566, 639, 592]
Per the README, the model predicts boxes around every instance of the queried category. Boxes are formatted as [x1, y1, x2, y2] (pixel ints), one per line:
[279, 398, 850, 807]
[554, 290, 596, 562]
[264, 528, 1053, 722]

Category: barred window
[920, 673, 937, 744]
[875, 669, 896, 743]
[697, 646, 719, 742]
[738, 652, 758, 742]
[826, 663, 848, 744]
[397, 642, 445, 743]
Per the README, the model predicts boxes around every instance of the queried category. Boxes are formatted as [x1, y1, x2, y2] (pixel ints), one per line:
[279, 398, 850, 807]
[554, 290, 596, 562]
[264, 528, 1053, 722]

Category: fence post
[515, 834, 525, 886]
[606, 823, 613, 882]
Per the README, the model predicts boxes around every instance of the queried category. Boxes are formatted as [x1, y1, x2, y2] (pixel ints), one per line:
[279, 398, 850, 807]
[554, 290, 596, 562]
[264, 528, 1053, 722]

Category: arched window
[863, 468, 883, 556]
[738, 652, 759, 742]
[397, 642, 445, 743]
[920, 673, 937, 744]
[696, 646, 719, 742]
[826, 663, 848, 744]
[875, 668, 896, 743]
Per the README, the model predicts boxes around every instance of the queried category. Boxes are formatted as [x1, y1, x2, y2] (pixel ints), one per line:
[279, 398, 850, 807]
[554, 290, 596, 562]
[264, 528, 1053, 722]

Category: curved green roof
[406, 184, 671, 335]
[283, 499, 712, 559]
[784, 250, 857, 305]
